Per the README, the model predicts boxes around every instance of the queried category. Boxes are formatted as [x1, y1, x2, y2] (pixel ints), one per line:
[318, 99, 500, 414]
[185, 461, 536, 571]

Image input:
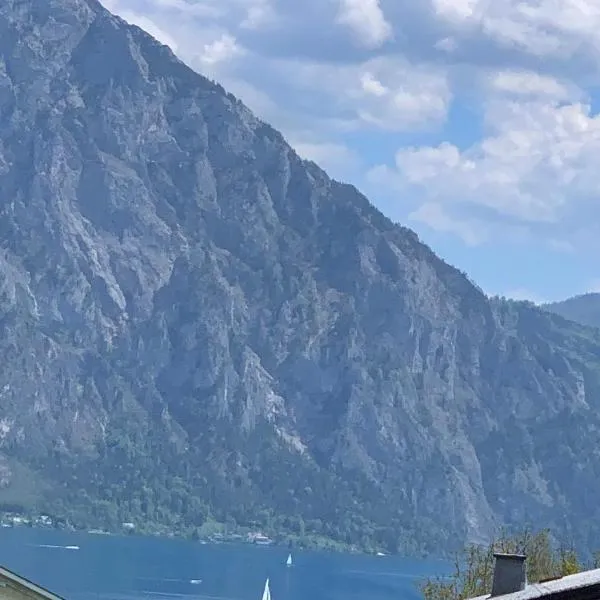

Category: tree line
[421, 529, 600, 600]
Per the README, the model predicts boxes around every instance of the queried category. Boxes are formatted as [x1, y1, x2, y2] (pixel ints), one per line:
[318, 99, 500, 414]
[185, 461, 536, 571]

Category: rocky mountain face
[545, 294, 600, 330]
[1, 0, 600, 555]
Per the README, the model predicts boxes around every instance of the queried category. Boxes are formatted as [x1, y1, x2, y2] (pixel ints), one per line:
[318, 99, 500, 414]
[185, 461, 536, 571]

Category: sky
[100, 0, 600, 304]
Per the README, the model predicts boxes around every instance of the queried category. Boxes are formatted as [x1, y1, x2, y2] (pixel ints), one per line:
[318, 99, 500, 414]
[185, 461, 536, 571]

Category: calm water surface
[0, 528, 448, 600]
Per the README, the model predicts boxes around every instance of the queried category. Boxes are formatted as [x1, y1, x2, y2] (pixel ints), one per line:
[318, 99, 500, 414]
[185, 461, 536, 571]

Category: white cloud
[490, 70, 572, 101]
[432, 0, 479, 21]
[370, 93, 600, 245]
[290, 140, 361, 176]
[334, 0, 393, 48]
[118, 10, 180, 51]
[240, 1, 276, 29]
[146, 0, 221, 18]
[432, 0, 600, 62]
[237, 56, 452, 135]
[197, 34, 242, 65]
[109, 0, 222, 19]
[360, 72, 387, 96]
[394, 142, 465, 184]
[101, 0, 119, 10]
[434, 36, 459, 52]
[342, 59, 451, 130]
[409, 202, 489, 246]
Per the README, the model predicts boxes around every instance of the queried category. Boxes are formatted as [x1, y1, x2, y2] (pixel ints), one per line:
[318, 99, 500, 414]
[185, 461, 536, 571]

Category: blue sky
[101, 0, 600, 303]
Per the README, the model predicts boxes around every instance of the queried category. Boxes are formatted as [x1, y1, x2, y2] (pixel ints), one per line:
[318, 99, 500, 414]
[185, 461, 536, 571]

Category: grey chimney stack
[491, 553, 527, 596]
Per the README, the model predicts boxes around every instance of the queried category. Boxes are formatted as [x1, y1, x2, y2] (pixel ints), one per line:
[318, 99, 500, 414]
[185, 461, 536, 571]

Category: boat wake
[33, 544, 80, 550]
[139, 592, 236, 600]
[135, 578, 202, 585]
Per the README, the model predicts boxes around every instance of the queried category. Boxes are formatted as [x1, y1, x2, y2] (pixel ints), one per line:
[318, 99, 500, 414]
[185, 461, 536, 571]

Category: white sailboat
[286, 553, 292, 567]
[261, 578, 271, 600]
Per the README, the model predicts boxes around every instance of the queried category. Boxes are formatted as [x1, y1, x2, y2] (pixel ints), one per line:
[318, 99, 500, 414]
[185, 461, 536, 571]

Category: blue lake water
[0, 528, 448, 600]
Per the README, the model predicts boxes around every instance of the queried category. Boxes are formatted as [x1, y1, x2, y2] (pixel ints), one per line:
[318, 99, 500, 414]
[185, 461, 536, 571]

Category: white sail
[261, 578, 271, 600]
[286, 553, 292, 566]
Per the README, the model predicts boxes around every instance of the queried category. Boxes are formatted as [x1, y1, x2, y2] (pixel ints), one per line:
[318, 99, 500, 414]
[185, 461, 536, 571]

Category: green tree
[420, 529, 585, 600]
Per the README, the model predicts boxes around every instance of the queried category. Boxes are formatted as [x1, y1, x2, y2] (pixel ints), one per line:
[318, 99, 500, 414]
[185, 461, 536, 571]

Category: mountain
[2, 0, 600, 556]
[544, 294, 600, 330]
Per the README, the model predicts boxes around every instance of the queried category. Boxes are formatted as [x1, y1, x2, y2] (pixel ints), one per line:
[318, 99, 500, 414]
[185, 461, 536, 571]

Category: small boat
[286, 553, 292, 567]
[261, 578, 271, 600]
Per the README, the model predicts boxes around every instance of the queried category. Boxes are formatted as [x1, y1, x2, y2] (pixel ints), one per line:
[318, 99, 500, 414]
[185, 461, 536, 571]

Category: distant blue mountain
[544, 293, 600, 329]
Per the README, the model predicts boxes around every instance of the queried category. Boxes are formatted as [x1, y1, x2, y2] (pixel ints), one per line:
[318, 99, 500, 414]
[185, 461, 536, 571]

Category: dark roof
[0, 565, 66, 600]
[470, 568, 600, 600]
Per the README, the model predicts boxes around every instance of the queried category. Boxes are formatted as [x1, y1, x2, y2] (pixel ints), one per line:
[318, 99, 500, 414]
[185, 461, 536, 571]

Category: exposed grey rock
[1, 0, 600, 554]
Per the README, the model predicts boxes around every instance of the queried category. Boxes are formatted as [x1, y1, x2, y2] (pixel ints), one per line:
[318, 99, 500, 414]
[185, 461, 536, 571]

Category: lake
[0, 528, 448, 600]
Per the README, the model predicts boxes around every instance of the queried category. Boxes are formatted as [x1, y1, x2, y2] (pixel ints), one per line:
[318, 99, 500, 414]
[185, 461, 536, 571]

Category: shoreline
[0, 514, 387, 557]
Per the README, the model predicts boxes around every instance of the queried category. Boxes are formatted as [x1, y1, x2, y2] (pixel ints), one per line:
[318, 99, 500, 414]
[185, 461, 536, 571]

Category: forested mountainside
[545, 293, 600, 330]
[1, 0, 600, 555]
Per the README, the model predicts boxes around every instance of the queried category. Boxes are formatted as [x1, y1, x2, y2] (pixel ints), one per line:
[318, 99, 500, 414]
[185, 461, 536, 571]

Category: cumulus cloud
[408, 202, 489, 246]
[240, 0, 277, 29]
[197, 34, 242, 66]
[431, 0, 600, 63]
[432, 0, 479, 22]
[353, 62, 450, 129]
[489, 70, 573, 100]
[334, 0, 393, 48]
[369, 92, 600, 247]
[115, 9, 180, 50]
[290, 140, 362, 179]
[109, 0, 221, 18]
[278, 57, 450, 132]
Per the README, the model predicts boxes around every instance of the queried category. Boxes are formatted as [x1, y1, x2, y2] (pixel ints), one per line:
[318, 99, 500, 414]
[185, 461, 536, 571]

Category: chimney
[491, 553, 527, 596]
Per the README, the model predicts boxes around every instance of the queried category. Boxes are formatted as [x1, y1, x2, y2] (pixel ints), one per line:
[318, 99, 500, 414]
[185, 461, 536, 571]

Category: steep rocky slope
[1, 0, 600, 554]
[545, 294, 600, 330]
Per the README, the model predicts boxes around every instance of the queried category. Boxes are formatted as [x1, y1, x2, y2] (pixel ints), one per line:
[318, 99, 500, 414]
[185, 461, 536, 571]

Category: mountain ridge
[0, 0, 600, 555]
[544, 293, 600, 330]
